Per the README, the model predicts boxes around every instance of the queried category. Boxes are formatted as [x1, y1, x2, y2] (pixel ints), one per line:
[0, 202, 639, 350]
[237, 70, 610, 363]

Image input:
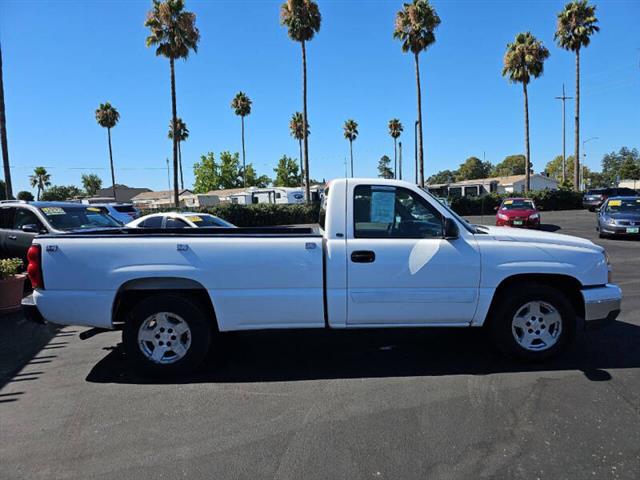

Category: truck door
[346, 184, 480, 326]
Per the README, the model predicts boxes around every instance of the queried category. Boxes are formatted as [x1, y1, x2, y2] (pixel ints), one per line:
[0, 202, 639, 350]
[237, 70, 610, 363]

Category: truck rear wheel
[489, 283, 576, 361]
[123, 294, 212, 376]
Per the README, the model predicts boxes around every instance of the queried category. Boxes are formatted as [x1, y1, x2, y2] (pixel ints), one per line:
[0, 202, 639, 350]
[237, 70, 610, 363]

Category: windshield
[420, 187, 476, 233]
[605, 198, 640, 214]
[113, 205, 137, 213]
[40, 206, 123, 230]
[185, 214, 235, 227]
[500, 199, 535, 210]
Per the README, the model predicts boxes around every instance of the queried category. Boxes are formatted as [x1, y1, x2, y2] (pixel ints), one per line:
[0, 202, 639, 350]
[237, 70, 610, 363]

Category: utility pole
[166, 158, 171, 190]
[398, 142, 403, 181]
[555, 84, 573, 184]
[0, 42, 13, 200]
[414, 120, 419, 185]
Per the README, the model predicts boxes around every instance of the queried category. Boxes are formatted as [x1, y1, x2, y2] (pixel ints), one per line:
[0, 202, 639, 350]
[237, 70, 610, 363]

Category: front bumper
[599, 224, 640, 236]
[496, 218, 540, 228]
[582, 284, 622, 326]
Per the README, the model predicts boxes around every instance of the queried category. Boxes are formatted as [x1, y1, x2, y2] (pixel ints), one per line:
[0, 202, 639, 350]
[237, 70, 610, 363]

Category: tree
[388, 119, 403, 179]
[289, 111, 309, 186]
[377, 155, 394, 179]
[81, 173, 103, 197]
[231, 92, 252, 187]
[492, 154, 527, 177]
[620, 157, 640, 180]
[29, 167, 51, 201]
[427, 169, 457, 184]
[555, 0, 599, 191]
[601, 147, 640, 184]
[95, 102, 120, 199]
[394, 0, 440, 187]
[343, 119, 358, 177]
[456, 157, 491, 181]
[0, 43, 12, 199]
[193, 152, 219, 194]
[168, 117, 189, 189]
[545, 155, 576, 182]
[244, 164, 271, 188]
[41, 185, 83, 201]
[145, 0, 200, 207]
[280, 0, 321, 202]
[218, 151, 242, 189]
[17, 191, 34, 201]
[273, 155, 301, 187]
[502, 32, 550, 193]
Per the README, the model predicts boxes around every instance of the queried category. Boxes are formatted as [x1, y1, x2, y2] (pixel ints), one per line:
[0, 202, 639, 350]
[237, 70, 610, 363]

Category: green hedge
[450, 189, 583, 216]
[140, 203, 321, 227]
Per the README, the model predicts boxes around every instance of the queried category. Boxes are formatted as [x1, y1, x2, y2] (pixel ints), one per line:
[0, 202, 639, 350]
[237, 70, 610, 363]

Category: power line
[555, 83, 573, 184]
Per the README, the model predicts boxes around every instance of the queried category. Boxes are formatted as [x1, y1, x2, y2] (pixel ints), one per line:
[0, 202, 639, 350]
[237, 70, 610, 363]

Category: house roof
[205, 188, 251, 197]
[428, 174, 558, 188]
[132, 189, 193, 201]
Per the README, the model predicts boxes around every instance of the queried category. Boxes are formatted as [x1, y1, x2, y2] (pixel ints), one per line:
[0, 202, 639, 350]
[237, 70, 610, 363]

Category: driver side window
[354, 185, 443, 239]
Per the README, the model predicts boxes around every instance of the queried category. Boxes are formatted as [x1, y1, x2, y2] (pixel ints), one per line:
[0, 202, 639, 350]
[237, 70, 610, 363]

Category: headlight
[529, 213, 540, 220]
[498, 213, 509, 221]
[604, 217, 616, 225]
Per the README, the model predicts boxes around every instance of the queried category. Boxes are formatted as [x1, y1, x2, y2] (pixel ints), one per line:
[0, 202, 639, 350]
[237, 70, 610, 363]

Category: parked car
[596, 196, 640, 238]
[583, 187, 637, 212]
[127, 212, 235, 229]
[23, 178, 621, 376]
[495, 198, 540, 228]
[0, 201, 122, 261]
[91, 203, 140, 224]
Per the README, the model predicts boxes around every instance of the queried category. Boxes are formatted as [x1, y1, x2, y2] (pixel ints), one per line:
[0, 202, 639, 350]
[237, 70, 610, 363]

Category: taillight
[27, 244, 44, 290]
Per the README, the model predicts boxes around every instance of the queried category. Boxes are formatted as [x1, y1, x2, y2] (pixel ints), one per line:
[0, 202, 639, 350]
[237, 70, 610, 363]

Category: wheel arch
[112, 277, 218, 330]
[484, 273, 585, 326]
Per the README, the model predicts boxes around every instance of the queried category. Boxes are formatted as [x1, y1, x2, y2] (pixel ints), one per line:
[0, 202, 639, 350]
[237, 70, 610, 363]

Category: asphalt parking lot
[1, 209, 639, 480]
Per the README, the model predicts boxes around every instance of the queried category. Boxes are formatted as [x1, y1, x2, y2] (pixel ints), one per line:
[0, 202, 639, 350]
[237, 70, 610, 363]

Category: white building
[428, 174, 558, 198]
[618, 179, 640, 190]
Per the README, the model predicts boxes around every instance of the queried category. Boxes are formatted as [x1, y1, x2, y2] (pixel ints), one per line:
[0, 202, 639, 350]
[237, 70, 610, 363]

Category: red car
[495, 198, 540, 228]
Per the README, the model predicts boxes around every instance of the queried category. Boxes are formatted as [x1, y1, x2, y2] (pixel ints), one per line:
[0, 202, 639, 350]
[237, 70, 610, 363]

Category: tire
[489, 283, 576, 361]
[123, 294, 212, 376]
[588, 207, 595, 212]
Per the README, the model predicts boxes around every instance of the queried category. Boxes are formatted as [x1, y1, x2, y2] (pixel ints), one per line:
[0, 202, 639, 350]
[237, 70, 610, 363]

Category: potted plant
[0, 258, 26, 313]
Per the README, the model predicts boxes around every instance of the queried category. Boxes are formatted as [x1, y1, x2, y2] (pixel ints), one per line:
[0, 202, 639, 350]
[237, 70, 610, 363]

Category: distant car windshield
[605, 198, 640, 214]
[501, 199, 535, 210]
[39, 206, 122, 230]
[185, 214, 235, 227]
[113, 205, 137, 213]
[587, 189, 605, 195]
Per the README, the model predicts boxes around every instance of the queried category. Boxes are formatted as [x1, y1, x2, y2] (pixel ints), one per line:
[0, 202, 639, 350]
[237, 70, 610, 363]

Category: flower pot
[0, 274, 26, 313]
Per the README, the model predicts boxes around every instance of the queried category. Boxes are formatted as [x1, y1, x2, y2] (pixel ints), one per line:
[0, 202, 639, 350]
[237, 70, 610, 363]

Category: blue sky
[1, 0, 639, 194]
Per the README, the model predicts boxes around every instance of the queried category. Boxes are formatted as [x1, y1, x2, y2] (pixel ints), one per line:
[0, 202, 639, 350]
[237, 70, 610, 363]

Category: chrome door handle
[8, 235, 17, 240]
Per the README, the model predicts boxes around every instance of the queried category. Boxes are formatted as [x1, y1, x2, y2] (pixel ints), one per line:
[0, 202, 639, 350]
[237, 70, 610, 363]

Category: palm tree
[289, 112, 309, 187]
[394, 0, 440, 188]
[95, 102, 120, 199]
[343, 119, 359, 177]
[145, 0, 200, 207]
[0, 43, 12, 200]
[231, 92, 252, 187]
[555, 0, 599, 191]
[502, 32, 550, 193]
[388, 119, 404, 179]
[168, 117, 189, 189]
[29, 167, 51, 201]
[81, 173, 103, 197]
[280, 0, 321, 202]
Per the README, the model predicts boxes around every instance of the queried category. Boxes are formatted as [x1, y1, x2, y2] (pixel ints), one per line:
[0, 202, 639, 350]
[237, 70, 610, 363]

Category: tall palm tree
[168, 117, 189, 189]
[502, 32, 549, 193]
[394, 0, 440, 188]
[388, 119, 404, 179]
[343, 119, 359, 177]
[555, 0, 599, 191]
[95, 102, 120, 200]
[280, 0, 321, 202]
[289, 111, 309, 187]
[0, 43, 12, 200]
[29, 167, 51, 201]
[145, 0, 200, 207]
[231, 92, 252, 187]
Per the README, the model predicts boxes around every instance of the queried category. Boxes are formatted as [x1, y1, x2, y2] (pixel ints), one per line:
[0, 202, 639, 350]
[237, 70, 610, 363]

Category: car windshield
[184, 214, 234, 227]
[39, 206, 123, 230]
[501, 199, 535, 210]
[605, 198, 640, 214]
[113, 205, 136, 213]
[587, 189, 605, 195]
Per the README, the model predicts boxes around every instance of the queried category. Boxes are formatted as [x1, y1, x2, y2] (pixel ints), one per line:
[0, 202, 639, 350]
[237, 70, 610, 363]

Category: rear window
[39, 206, 122, 230]
[113, 205, 136, 213]
[587, 189, 605, 195]
[185, 215, 234, 227]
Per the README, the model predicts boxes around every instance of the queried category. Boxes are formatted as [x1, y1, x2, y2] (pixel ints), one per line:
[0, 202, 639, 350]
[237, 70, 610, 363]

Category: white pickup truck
[23, 179, 622, 375]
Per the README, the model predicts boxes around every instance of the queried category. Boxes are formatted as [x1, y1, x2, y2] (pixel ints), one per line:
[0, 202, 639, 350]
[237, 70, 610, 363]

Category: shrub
[450, 189, 583, 216]
[17, 191, 35, 201]
[0, 258, 23, 280]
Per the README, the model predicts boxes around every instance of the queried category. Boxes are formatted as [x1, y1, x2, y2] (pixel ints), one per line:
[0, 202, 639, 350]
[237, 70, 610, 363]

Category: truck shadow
[86, 320, 640, 385]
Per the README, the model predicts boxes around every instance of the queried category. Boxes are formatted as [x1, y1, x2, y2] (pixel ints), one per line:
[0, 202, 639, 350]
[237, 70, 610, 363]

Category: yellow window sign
[41, 207, 65, 215]
[187, 216, 202, 222]
[86, 207, 101, 212]
[503, 200, 513, 205]
[608, 200, 622, 207]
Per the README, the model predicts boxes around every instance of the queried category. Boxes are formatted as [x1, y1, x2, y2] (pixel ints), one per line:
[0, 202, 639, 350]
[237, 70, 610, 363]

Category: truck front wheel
[489, 283, 576, 361]
[123, 294, 212, 376]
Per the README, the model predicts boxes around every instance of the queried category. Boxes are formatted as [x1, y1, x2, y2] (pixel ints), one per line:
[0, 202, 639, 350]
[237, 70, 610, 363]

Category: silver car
[597, 196, 640, 238]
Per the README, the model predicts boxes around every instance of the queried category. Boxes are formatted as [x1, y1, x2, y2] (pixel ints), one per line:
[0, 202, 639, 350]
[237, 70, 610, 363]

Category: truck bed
[39, 226, 321, 238]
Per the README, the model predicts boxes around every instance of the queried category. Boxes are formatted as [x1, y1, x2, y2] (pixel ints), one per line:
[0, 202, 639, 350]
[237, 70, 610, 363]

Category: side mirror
[493, 206, 499, 211]
[537, 205, 543, 211]
[443, 218, 459, 239]
[21, 224, 41, 233]
[595, 207, 601, 213]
